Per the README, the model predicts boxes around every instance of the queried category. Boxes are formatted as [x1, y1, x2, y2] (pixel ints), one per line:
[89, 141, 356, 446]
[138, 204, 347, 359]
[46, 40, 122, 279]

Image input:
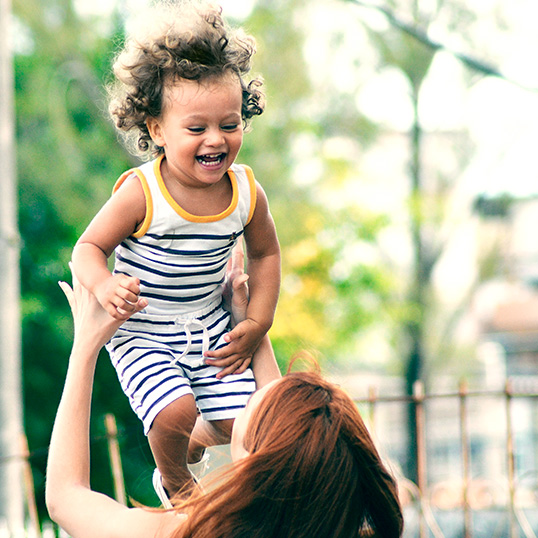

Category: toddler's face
[147, 73, 243, 189]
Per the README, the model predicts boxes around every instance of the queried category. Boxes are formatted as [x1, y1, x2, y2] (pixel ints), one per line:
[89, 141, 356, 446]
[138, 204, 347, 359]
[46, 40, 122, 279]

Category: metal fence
[356, 379, 538, 538]
[3, 382, 538, 537]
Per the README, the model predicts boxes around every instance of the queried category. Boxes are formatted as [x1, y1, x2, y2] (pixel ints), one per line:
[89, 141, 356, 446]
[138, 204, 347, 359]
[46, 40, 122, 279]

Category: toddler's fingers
[204, 340, 239, 359]
[232, 358, 251, 376]
[121, 275, 141, 294]
[117, 285, 140, 304]
[204, 350, 240, 365]
[108, 304, 131, 320]
[135, 297, 148, 311]
[116, 297, 147, 318]
[216, 358, 251, 379]
[223, 324, 245, 344]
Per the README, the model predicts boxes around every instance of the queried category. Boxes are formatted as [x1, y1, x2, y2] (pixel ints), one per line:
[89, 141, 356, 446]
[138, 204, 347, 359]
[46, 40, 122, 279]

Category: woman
[46, 268, 403, 538]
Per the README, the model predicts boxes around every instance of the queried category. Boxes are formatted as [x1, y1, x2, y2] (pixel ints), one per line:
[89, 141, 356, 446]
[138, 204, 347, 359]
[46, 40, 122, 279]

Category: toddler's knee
[152, 395, 198, 436]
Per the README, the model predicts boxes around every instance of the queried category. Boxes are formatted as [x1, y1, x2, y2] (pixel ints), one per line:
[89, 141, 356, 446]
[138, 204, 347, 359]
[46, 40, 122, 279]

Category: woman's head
[179, 371, 403, 538]
[108, 0, 264, 157]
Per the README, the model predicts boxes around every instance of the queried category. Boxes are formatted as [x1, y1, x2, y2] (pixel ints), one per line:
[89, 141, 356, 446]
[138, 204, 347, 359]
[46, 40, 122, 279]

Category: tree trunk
[0, 0, 24, 530]
[404, 82, 425, 483]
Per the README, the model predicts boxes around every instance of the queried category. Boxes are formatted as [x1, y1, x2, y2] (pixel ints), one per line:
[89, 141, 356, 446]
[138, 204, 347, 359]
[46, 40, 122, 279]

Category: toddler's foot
[152, 468, 172, 508]
[188, 449, 210, 482]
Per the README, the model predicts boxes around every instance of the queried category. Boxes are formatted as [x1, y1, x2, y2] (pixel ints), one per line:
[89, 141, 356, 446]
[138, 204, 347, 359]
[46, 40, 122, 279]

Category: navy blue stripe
[120, 349, 173, 379]
[130, 364, 180, 394]
[119, 241, 220, 270]
[145, 230, 244, 241]
[140, 383, 185, 423]
[191, 376, 255, 388]
[200, 404, 249, 414]
[180, 362, 218, 373]
[127, 301, 224, 325]
[138, 278, 224, 291]
[116, 253, 228, 279]
[196, 391, 253, 401]
[139, 374, 181, 408]
[142, 290, 215, 303]
[109, 335, 139, 354]
[129, 237, 236, 258]
[109, 310, 229, 352]
[126, 360, 171, 392]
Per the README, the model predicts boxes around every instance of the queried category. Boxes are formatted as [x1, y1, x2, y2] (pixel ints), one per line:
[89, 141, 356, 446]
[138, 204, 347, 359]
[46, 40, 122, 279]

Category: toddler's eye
[222, 124, 239, 131]
[188, 127, 205, 134]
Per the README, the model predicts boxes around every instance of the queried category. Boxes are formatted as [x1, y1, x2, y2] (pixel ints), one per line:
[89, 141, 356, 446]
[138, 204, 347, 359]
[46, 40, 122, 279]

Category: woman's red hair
[173, 370, 403, 538]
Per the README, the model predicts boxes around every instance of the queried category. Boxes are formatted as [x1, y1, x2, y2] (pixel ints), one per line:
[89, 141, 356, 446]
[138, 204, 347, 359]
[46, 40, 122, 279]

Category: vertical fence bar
[105, 414, 127, 506]
[505, 380, 517, 538]
[368, 385, 377, 433]
[414, 381, 428, 538]
[459, 380, 472, 538]
[20, 434, 41, 538]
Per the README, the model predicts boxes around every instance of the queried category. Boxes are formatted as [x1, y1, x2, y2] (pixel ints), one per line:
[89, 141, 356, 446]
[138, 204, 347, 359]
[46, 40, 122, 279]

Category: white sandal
[188, 449, 210, 481]
[152, 468, 173, 508]
[152, 453, 209, 507]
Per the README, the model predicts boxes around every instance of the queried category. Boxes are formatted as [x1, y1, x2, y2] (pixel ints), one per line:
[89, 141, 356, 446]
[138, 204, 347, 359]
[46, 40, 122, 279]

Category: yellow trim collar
[112, 167, 153, 238]
[154, 156, 239, 223]
[242, 164, 257, 225]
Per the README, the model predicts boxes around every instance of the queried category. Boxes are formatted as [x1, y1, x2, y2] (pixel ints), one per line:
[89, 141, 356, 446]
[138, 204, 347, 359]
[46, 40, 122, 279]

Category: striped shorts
[105, 301, 256, 435]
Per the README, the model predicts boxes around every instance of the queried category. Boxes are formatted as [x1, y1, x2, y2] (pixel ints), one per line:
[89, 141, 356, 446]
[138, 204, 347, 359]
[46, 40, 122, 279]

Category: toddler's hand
[94, 274, 144, 320]
[59, 265, 147, 350]
[204, 318, 264, 379]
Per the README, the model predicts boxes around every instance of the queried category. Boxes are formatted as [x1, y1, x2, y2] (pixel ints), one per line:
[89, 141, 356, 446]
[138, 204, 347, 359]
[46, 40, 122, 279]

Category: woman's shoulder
[116, 507, 186, 538]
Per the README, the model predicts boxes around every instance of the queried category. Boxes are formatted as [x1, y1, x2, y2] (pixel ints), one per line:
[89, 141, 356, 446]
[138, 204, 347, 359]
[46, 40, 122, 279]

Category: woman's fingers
[68, 261, 81, 290]
[58, 281, 75, 312]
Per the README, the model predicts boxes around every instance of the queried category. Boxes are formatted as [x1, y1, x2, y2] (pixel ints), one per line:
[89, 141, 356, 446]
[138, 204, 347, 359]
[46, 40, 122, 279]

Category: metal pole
[459, 380, 472, 538]
[505, 379, 517, 538]
[105, 414, 127, 506]
[0, 0, 24, 531]
[413, 380, 428, 538]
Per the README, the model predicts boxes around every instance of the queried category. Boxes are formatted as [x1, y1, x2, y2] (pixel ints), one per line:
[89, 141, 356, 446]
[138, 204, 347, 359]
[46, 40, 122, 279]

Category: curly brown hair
[107, 1, 265, 158]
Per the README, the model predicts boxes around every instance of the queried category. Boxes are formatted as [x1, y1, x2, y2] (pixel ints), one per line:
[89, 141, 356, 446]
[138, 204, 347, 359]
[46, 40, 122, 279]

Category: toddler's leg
[148, 394, 198, 499]
[188, 417, 234, 464]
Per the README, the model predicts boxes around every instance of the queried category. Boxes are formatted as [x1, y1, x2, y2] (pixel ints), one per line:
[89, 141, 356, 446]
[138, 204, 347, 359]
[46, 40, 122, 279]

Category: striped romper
[105, 155, 256, 435]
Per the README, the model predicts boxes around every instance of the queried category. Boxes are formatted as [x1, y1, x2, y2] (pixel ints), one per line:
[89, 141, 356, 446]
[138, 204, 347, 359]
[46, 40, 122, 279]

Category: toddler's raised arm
[72, 175, 146, 320]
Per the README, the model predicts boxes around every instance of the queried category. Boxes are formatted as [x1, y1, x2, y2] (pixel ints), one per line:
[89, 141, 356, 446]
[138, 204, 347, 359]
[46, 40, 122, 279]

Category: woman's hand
[59, 263, 147, 352]
[223, 242, 249, 326]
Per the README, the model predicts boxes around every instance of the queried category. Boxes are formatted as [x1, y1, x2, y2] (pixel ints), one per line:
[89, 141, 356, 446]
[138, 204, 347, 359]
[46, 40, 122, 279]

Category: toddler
[72, 0, 280, 503]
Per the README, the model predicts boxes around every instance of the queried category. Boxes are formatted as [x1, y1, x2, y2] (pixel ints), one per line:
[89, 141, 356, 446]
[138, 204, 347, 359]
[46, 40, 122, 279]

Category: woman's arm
[46, 270, 179, 538]
[218, 243, 281, 385]
[204, 184, 281, 377]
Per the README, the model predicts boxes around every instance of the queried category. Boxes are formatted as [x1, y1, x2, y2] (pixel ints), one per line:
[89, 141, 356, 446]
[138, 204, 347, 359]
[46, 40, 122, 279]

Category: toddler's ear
[146, 117, 165, 146]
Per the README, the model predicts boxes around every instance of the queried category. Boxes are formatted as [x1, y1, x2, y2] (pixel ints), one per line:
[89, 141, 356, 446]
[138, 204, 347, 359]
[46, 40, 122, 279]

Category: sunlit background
[3, 0, 538, 535]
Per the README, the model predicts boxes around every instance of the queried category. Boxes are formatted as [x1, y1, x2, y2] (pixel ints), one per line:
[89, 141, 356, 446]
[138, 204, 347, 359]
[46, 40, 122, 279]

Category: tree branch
[348, 0, 538, 92]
